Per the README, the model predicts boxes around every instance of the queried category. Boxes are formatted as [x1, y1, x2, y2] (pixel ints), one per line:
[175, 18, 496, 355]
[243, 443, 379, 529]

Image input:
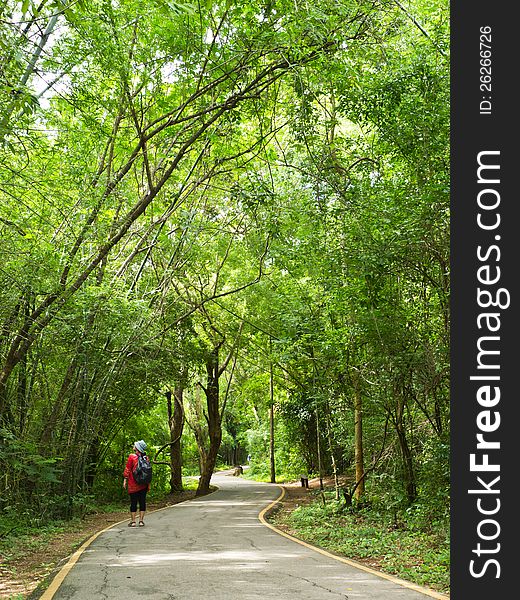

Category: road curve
[38, 471, 448, 600]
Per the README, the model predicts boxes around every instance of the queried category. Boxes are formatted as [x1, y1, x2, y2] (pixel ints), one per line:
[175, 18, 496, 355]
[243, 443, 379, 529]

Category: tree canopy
[1, 0, 449, 524]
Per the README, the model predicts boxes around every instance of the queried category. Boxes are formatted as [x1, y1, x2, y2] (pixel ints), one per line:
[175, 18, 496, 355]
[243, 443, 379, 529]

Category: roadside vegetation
[268, 485, 449, 595]
[244, 460, 449, 595]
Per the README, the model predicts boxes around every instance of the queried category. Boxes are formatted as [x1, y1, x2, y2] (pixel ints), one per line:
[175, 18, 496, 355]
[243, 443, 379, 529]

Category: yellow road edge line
[41, 482, 449, 600]
[38, 495, 199, 599]
[258, 485, 450, 600]
[38, 521, 121, 600]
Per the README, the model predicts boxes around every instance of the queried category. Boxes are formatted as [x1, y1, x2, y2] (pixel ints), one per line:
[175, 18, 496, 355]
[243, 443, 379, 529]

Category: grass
[241, 466, 296, 484]
[0, 511, 98, 598]
[270, 490, 450, 595]
[1, 516, 74, 564]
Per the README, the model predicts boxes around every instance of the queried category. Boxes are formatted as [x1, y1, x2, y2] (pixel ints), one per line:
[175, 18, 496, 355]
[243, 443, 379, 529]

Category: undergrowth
[270, 489, 450, 595]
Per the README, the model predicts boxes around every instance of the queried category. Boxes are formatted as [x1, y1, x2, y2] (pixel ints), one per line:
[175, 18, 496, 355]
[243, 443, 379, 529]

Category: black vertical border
[451, 1, 516, 598]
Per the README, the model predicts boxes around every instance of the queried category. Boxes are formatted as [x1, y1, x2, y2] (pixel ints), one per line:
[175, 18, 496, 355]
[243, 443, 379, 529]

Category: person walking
[123, 440, 151, 527]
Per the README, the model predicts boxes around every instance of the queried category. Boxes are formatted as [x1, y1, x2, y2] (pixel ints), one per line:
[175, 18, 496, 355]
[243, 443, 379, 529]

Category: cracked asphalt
[45, 472, 443, 599]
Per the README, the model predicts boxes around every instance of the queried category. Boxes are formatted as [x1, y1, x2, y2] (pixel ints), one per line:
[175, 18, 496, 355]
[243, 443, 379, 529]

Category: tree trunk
[17, 350, 28, 435]
[196, 349, 222, 496]
[395, 394, 417, 504]
[269, 356, 276, 483]
[197, 431, 220, 495]
[353, 373, 365, 502]
[167, 386, 185, 492]
[315, 406, 325, 504]
[40, 357, 79, 448]
[325, 401, 340, 501]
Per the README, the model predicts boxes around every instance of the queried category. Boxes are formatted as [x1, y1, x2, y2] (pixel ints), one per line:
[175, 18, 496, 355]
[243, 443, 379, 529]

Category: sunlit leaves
[0, 0, 449, 521]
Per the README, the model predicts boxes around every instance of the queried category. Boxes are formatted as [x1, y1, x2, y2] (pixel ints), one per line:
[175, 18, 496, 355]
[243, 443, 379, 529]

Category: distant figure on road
[123, 440, 151, 527]
[247, 453, 251, 463]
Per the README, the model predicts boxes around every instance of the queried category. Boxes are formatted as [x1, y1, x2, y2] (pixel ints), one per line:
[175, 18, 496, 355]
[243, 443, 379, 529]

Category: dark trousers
[129, 488, 147, 512]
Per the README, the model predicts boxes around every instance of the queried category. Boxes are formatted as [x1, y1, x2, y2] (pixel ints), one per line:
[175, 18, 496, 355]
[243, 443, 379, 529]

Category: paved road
[41, 472, 446, 600]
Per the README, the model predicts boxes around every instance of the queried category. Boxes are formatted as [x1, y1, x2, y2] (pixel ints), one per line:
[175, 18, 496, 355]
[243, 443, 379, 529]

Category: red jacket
[123, 453, 150, 494]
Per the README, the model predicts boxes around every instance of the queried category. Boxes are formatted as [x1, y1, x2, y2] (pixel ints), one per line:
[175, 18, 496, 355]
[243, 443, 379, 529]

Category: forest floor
[267, 476, 450, 596]
[266, 475, 386, 571]
[270, 475, 348, 518]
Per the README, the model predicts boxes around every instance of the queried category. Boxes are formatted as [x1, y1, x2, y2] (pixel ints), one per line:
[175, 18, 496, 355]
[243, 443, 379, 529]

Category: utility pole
[315, 405, 326, 505]
[269, 337, 276, 483]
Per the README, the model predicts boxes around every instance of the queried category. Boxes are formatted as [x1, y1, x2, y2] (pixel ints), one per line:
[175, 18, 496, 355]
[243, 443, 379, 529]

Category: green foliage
[271, 490, 449, 593]
[0, 428, 62, 507]
[414, 435, 450, 524]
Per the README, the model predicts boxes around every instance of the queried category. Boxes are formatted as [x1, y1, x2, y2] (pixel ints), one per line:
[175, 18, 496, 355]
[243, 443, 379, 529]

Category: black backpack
[133, 453, 152, 485]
